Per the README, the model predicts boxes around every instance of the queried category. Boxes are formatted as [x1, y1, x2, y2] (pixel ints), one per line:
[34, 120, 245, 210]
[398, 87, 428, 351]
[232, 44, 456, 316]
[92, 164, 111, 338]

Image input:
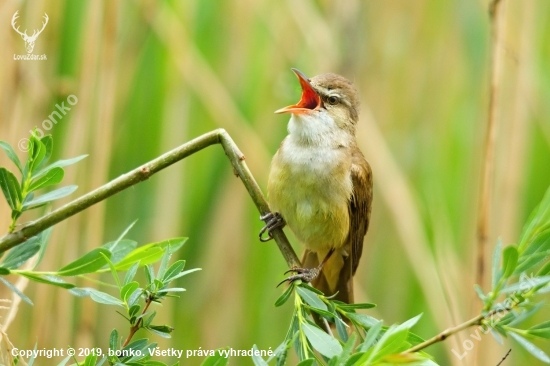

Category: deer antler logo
[11, 11, 49, 54]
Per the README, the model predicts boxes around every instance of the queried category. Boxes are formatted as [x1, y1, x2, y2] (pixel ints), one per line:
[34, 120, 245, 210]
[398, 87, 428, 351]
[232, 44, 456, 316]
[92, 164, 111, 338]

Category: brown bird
[261, 69, 373, 304]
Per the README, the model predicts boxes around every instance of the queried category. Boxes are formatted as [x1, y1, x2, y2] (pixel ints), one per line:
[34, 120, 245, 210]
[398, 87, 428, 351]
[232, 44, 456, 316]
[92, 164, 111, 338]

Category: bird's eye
[327, 96, 339, 105]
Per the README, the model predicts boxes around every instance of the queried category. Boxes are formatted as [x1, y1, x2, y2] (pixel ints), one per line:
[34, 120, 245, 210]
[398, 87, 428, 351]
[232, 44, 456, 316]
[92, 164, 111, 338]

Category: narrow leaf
[32, 154, 88, 179]
[502, 245, 519, 278]
[57, 248, 112, 276]
[24, 185, 77, 208]
[302, 323, 343, 358]
[2, 236, 41, 269]
[359, 320, 383, 352]
[85, 288, 124, 307]
[296, 285, 327, 311]
[163, 260, 186, 282]
[28, 167, 64, 192]
[109, 329, 118, 352]
[0, 167, 22, 210]
[492, 238, 503, 290]
[114, 238, 187, 271]
[0, 277, 33, 305]
[275, 283, 294, 307]
[509, 331, 550, 363]
[0, 141, 23, 172]
[200, 349, 230, 366]
[124, 262, 140, 286]
[19, 273, 75, 289]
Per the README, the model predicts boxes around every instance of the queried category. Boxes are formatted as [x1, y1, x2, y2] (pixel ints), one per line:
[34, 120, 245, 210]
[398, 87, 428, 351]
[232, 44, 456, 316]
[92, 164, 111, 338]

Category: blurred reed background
[0, 0, 549, 365]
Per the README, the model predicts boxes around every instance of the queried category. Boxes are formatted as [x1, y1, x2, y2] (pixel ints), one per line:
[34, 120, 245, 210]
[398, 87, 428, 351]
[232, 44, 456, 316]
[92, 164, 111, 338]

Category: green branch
[0, 128, 300, 268]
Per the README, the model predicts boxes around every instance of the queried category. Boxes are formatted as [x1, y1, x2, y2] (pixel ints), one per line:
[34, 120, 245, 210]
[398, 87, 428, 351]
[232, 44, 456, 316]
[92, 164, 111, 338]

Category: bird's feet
[259, 212, 286, 242]
[277, 266, 321, 287]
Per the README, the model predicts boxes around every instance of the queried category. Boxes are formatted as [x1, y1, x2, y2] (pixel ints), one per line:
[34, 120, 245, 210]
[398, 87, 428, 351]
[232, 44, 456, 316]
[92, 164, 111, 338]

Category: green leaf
[302, 323, 343, 358]
[358, 320, 383, 352]
[336, 302, 376, 311]
[0, 277, 33, 305]
[502, 245, 519, 278]
[300, 283, 324, 295]
[0, 141, 23, 172]
[109, 329, 118, 352]
[509, 331, 550, 363]
[296, 285, 327, 311]
[519, 187, 550, 251]
[275, 282, 295, 307]
[29, 137, 47, 174]
[295, 359, 315, 366]
[0, 267, 10, 275]
[124, 262, 140, 286]
[83, 354, 97, 366]
[492, 238, 503, 290]
[23, 185, 78, 209]
[396, 313, 423, 331]
[57, 248, 112, 276]
[114, 238, 187, 271]
[28, 167, 64, 192]
[500, 276, 550, 294]
[474, 284, 488, 303]
[369, 325, 409, 363]
[144, 311, 156, 327]
[508, 302, 545, 326]
[1, 236, 41, 269]
[200, 349, 230, 366]
[102, 239, 138, 265]
[84, 288, 124, 307]
[163, 260, 186, 282]
[157, 249, 171, 280]
[38, 135, 53, 170]
[105, 220, 137, 253]
[346, 312, 379, 329]
[148, 325, 173, 338]
[121, 281, 139, 303]
[537, 261, 550, 277]
[33, 227, 53, 269]
[305, 305, 334, 319]
[0, 167, 22, 210]
[334, 313, 349, 342]
[18, 273, 75, 289]
[163, 268, 201, 282]
[250, 345, 269, 366]
[128, 289, 143, 307]
[101, 252, 120, 288]
[528, 321, 550, 339]
[33, 154, 88, 179]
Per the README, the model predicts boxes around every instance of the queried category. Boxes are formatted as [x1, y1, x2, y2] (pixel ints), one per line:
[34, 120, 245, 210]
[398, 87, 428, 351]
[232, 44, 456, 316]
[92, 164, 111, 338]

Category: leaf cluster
[474, 187, 550, 363]
[0, 131, 86, 232]
[253, 282, 436, 366]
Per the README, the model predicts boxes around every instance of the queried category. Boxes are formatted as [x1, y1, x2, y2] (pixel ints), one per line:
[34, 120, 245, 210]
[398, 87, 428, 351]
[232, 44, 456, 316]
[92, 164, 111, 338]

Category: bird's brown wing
[304, 149, 373, 304]
[348, 149, 373, 275]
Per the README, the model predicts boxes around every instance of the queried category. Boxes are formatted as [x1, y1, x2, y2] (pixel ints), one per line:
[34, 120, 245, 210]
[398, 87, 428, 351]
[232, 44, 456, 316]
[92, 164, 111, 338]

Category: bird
[260, 68, 373, 304]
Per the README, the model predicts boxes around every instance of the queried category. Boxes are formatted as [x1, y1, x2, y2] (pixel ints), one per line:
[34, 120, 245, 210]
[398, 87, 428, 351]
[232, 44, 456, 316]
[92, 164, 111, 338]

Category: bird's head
[275, 69, 360, 136]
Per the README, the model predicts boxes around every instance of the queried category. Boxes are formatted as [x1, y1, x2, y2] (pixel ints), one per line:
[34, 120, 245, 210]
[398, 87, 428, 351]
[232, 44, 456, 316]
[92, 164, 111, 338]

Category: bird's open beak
[275, 68, 321, 114]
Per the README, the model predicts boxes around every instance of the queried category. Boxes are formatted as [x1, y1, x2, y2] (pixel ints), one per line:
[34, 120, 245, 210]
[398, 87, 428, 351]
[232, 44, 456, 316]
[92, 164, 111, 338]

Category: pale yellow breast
[267, 140, 353, 253]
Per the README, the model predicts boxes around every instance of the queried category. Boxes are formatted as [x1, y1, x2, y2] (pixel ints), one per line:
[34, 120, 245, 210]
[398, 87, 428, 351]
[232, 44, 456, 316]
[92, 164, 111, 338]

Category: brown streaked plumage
[264, 69, 373, 304]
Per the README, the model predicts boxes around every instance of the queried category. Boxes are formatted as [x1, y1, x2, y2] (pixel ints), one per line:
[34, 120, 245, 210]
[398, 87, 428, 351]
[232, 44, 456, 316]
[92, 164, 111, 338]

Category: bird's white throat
[287, 112, 352, 148]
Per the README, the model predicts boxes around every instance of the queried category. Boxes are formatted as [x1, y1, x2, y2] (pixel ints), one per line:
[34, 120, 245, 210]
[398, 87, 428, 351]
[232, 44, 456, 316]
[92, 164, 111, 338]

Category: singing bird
[261, 69, 373, 304]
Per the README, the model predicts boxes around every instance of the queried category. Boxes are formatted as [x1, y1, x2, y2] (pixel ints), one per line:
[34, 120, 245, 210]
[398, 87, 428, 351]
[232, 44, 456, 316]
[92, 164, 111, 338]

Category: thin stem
[496, 349, 511, 366]
[122, 296, 153, 348]
[476, 0, 506, 288]
[405, 314, 484, 354]
[404, 308, 507, 354]
[0, 129, 300, 268]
